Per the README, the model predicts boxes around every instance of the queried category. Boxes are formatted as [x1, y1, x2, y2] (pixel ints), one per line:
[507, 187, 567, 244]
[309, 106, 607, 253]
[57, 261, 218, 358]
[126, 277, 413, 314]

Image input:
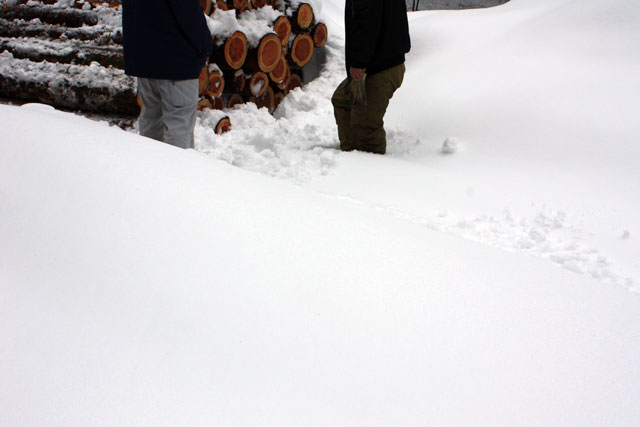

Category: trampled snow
[1, 0, 640, 425]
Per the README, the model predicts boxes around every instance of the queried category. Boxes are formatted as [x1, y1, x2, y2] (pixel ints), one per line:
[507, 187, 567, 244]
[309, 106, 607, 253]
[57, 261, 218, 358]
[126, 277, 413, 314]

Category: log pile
[197, 0, 327, 116]
[0, 1, 136, 116]
[0, 0, 327, 135]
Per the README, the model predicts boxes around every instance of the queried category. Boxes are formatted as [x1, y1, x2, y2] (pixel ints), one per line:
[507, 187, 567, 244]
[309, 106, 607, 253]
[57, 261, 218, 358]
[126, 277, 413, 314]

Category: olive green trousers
[331, 63, 405, 154]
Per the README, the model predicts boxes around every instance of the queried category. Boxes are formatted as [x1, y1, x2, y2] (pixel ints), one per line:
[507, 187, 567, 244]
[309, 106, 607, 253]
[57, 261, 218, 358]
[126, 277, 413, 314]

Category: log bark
[0, 17, 122, 44]
[223, 69, 246, 93]
[244, 32, 282, 73]
[213, 31, 248, 70]
[0, 58, 138, 116]
[0, 5, 99, 28]
[287, 72, 302, 93]
[226, 93, 244, 109]
[0, 37, 124, 68]
[249, 85, 275, 113]
[200, 0, 213, 15]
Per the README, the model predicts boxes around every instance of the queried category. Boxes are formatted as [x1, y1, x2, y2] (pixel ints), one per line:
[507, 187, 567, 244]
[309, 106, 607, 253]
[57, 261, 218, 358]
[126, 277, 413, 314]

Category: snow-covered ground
[1, 0, 639, 425]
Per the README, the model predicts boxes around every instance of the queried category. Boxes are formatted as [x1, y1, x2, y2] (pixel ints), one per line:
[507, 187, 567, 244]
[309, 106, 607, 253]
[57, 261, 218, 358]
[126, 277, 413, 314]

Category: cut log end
[294, 3, 314, 30]
[224, 31, 248, 69]
[227, 93, 244, 109]
[215, 116, 232, 134]
[206, 67, 225, 97]
[287, 72, 302, 93]
[312, 22, 327, 48]
[269, 55, 288, 84]
[248, 71, 269, 98]
[290, 33, 314, 68]
[273, 15, 291, 46]
[256, 32, 282, 73]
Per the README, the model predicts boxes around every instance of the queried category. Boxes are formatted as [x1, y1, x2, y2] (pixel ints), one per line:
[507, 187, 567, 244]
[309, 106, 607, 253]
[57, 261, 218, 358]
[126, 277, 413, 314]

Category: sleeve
[349, 0, 383, 69]
[167, 0, 214, 59]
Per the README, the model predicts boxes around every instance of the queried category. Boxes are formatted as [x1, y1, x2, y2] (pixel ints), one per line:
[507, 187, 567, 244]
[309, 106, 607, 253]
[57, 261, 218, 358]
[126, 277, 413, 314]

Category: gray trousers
[137, 78, 198, 149]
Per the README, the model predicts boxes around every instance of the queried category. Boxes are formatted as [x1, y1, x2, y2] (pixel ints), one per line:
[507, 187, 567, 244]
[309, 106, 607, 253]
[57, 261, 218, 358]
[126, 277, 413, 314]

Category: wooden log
[200, 0, 213, 15]
[226, 93, 244, 109]
[197, 95, 214, 110]
[273, 62, 290, 91]
[288, 33, 314, 67]
[224, 68, 246, 93]
[198, 65, 209, 96]
[206, 65, 225, 97]
[214, 0, 229, 12]
[245, 71, 269, 98]
[268, 55, 288, 84]
[0, 5, 99, 28]
[272, 15, 291, 46]
[211, 96, 226, 110]
[215, 116, 232, 134]
[214, 31, 248, 69]
[0, 18, 122, 45]
[0, 57, 138, 116]
[0, 37, 124, 68]
[289, 2, 314, 31]
[244, 32, 281, 73]
[274, 90, 284, 110]
[249, 85, 275, 113]
[225, 0, 249, 11]
[287, 71, 302, 93]
[249, 0, 267, 8]
[311, 22, 327, 47]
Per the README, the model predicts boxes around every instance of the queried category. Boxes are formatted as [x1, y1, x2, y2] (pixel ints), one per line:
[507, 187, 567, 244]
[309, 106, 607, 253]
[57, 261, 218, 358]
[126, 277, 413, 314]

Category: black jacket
[123, 0, 213, 80]
[345, 0, 411, 76]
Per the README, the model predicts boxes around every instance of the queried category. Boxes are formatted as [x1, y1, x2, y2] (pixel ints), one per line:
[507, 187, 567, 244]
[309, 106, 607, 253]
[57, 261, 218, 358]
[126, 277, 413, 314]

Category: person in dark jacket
[332, 0, 411, 154]
[123, 0, 213, 149]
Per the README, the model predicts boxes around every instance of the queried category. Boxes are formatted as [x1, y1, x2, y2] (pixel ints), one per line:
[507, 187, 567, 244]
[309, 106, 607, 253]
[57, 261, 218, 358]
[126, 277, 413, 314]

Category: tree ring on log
[273, 15, 291, 46]
[250, 0, 267, 8]
[312, 22, 327, 47]
[294, 3, 314, 30]
[256, 33, 282, 73]
[269, 56, 288, 84]
[224, 31, 248, 69]
[206, 68, 225, 97]
[290, 33, 314, 67]
[215, 116, 232, 135]
[227, 93, 244, 109]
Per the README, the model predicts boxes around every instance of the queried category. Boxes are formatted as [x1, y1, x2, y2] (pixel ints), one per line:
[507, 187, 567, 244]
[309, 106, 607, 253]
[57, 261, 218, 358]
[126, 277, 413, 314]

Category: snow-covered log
[0, 5, 99, 28]
[206, 64, 225, 97]
[0, 54, 138, 115]
[0, 18, 122, 44]
[244, 71, 269, 97]
[198, 107, 231, 134]
[0, 37, 124, 68]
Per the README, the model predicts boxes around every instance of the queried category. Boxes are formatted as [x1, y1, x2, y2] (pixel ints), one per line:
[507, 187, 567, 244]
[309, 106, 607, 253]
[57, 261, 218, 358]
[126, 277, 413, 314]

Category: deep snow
[1, 0, 640, 425]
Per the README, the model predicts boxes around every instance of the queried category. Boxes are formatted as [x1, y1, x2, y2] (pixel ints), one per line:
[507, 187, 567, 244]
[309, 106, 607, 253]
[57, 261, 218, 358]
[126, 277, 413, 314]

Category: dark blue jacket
[345, 0, 411, 76]
[123, 0, 213, 80]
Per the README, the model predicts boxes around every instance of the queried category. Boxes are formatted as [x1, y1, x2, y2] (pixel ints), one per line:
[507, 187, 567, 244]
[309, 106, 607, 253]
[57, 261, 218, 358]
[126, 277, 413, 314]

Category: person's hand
[350, 67, 365, 80]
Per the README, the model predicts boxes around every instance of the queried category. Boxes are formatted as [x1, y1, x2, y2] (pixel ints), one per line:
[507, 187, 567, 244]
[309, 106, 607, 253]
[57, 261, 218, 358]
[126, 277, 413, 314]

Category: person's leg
[350, 64, 405, 154]
[331, 77, 355, 151]
[137, 78, 164, 142]
[159, 79, 199, 149]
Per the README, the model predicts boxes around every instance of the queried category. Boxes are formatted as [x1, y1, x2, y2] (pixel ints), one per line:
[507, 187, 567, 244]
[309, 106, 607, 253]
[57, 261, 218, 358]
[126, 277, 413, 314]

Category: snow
[2, 0, 640, 425]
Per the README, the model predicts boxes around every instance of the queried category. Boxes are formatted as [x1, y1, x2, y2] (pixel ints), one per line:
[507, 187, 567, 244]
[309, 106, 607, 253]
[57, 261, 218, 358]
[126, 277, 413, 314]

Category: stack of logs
[196, 0, 327, 134]
[0, 0, 326, 135]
